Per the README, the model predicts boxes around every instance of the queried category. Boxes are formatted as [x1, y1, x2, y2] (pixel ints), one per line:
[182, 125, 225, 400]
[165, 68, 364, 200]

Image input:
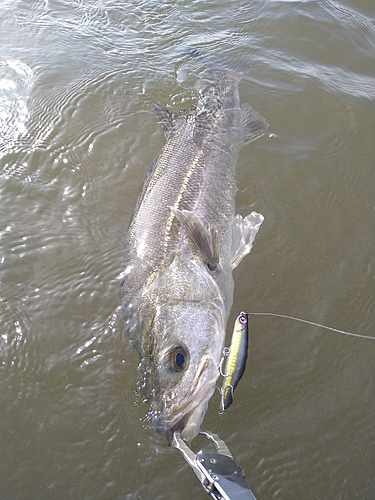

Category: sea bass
[119, 57, 267, 443]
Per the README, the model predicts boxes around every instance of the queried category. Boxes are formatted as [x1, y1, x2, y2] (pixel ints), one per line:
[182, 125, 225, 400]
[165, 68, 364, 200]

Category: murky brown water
[1, 1, 374, 499]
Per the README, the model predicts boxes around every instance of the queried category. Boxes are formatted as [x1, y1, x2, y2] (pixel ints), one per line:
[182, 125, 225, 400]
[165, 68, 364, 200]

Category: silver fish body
[119, 62, 267, 443]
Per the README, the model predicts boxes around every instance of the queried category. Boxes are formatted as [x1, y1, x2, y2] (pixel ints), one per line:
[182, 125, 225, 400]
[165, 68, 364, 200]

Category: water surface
[0, 1, 374, 498]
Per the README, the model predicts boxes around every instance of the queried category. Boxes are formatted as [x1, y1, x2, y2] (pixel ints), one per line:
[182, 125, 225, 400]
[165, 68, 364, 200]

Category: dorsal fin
[153, 101, 174, 137]
[241, 103, 268, 144]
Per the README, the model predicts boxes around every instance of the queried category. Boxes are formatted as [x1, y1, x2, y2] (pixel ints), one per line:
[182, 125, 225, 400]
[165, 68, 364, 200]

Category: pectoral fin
[172, 208, 219, 270]
[231, 211, 264, 268]
[241, 104, 269, 144]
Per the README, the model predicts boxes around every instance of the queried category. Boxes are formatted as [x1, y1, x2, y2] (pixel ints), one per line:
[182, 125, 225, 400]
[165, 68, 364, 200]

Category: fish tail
[182, 45, 250, 81]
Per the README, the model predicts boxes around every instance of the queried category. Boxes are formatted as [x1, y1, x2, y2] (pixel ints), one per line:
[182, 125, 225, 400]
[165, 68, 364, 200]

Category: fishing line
[247, 312, 375, 340]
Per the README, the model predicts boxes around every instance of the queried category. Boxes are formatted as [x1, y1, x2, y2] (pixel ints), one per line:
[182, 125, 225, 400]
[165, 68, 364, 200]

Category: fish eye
[168, 345, 189, 373]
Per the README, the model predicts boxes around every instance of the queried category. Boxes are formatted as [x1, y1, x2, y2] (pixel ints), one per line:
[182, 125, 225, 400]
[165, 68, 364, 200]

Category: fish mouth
[154, 355, 219, 445]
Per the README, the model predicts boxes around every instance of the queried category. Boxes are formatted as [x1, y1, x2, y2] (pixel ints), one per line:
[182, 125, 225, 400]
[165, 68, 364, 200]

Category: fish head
[148, 302, 224, 444]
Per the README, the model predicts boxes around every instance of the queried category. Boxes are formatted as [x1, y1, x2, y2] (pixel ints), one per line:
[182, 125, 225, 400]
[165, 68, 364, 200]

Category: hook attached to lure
[220, 311, 249, 413]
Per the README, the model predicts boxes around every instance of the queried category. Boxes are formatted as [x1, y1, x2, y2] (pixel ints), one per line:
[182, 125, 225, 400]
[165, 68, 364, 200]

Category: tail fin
[182, 45, 251, 80]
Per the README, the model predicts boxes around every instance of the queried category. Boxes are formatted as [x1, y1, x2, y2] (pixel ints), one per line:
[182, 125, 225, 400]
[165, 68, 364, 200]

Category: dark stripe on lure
[220, 312, 249, 412]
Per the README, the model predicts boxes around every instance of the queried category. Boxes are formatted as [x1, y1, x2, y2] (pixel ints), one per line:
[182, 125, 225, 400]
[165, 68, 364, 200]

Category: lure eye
[168, 345, 189, 372]
[239, 314, 247, 325]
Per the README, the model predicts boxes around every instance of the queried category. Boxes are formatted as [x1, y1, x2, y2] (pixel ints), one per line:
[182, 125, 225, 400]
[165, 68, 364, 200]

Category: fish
[119, 54, 267, 444]
[220, 311, 249, 413]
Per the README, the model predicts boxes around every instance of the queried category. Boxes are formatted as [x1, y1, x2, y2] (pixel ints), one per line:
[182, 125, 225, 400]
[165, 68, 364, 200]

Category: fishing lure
[218, 308, 374, 414]
[220, 311, 249, 412]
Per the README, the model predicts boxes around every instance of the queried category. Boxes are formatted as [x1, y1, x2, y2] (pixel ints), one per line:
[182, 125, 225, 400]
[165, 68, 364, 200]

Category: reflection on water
[0, 0, 374, 499]
[0, 59, 32, 156]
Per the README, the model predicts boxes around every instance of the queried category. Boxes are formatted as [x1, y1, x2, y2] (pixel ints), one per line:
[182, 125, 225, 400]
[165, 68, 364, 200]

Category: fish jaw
[152, 354, 220, 444]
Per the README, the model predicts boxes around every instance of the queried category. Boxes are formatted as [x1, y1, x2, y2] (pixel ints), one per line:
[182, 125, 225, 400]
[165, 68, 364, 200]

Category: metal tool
[172, 431, 258, 500]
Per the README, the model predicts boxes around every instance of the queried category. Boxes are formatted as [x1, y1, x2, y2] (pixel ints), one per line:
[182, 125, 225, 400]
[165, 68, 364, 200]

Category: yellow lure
[220, 311, 249, 412]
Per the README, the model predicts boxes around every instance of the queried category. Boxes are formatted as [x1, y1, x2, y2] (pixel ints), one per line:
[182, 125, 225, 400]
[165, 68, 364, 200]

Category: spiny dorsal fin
[172, 208, 219, 270]
[231, 211, 264, 268]
[241, 103, 269, 144]
[153, 101, 174, 137]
